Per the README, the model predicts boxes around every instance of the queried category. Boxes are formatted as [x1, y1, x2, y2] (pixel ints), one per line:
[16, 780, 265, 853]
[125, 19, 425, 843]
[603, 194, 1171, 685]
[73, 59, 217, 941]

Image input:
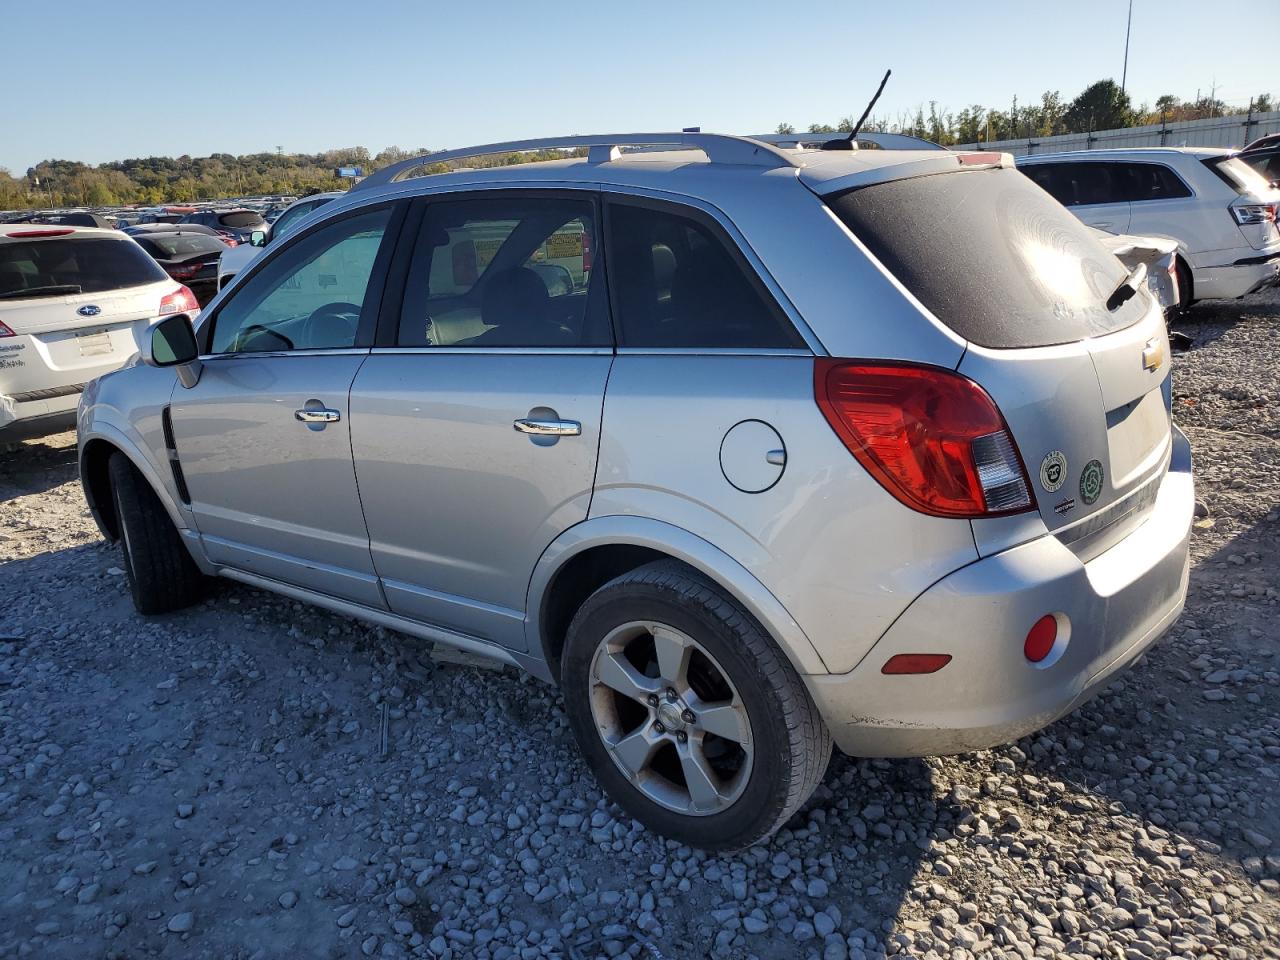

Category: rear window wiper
[1105, 263, 1146, 312]
[0, 284, 84, 300]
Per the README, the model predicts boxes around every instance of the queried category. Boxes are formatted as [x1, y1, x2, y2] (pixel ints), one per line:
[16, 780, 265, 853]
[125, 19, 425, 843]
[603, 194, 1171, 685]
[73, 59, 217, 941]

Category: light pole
[1121, 0, 1133, 96]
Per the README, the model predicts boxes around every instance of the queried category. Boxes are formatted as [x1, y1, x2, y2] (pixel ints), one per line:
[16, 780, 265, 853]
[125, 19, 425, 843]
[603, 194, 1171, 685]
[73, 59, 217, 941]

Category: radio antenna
[823, 68, 892, 151]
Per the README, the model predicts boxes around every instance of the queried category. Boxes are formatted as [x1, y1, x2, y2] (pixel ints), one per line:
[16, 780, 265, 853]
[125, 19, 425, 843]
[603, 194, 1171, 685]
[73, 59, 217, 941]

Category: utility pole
[1121, 0, 1133, 95]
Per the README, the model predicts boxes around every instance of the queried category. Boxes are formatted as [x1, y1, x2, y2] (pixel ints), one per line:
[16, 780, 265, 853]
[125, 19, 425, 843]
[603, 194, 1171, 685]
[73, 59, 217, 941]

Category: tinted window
[218, 211, 265, 228]
[141, 234, 226, 258]
[273, 198, 333, 237]
[606, 202, 802, 349]
[1022, 162, 1126, 206]
[397, 196, 608, 348]
[0, 238, 167, 297]
[827, 166, 1145, 349]
[1121, 163, 1192, 202]
[209, 208, 390, 354]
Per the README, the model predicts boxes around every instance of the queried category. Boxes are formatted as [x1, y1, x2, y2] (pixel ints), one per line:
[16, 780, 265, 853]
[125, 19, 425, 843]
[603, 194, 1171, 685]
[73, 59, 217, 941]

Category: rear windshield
[0, 237, 167, 297]
[218, 211, 265, 228]
[1202, 155, 1274, 196]
[143, 234, 226, 258]
[825, 166, 1146, 349]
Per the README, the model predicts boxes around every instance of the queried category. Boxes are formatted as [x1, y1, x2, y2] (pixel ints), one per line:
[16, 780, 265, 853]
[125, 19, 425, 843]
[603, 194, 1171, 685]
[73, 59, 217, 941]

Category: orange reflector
[881, 653, 952, 675]
[1024, 615, 1058, 662]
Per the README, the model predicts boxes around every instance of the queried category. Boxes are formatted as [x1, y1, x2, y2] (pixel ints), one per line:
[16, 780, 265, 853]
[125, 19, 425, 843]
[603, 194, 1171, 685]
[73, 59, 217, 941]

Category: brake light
[815, 360, 1033, 518]
[6, 228, 76, 238]
[0, 321, 14, 337]
[166, 262, 202, 281]
[1231, 202, 1278, 225]
[159, 285, 199, 316]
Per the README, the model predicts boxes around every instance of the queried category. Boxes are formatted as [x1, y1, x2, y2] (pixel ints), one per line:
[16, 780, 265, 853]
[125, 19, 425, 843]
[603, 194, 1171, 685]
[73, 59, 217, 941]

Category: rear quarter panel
[590, 355, 979, 674]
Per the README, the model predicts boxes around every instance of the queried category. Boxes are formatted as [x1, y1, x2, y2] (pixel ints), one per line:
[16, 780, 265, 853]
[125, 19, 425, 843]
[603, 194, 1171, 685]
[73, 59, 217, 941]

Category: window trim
[600, 190, 816, 355]
[197, 199, 407, 358]
[373, 187, 613, 351]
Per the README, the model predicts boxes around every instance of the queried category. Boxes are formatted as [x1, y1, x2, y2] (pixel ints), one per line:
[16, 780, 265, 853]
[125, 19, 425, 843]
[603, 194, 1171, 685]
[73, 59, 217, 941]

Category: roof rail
[352, 133, 797, 191]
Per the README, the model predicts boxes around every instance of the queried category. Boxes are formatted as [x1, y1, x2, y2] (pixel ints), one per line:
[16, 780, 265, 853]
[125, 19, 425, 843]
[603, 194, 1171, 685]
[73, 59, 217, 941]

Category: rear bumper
[1192, 253, 1280, 300]
[0, 389, 81, 438]
[806, 425, 1194, 757]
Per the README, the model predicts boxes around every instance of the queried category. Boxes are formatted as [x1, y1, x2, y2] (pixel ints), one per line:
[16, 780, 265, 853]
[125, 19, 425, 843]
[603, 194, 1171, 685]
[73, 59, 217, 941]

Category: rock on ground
[1, 290, 1278, 959]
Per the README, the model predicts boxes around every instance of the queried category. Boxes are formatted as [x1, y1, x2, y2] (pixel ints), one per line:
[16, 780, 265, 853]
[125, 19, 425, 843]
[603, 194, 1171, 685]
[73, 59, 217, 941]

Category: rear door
[170, 204, 401, 606]
[1022, 161, 1132, 233]
[1117, 161, 1201, 252]
[350, 191, 612, 650]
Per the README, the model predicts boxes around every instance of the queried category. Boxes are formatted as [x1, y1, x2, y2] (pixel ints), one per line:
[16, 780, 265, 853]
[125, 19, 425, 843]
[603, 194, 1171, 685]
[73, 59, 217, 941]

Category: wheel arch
[527, 516, 830, 683]
[78, 422, 189, 543]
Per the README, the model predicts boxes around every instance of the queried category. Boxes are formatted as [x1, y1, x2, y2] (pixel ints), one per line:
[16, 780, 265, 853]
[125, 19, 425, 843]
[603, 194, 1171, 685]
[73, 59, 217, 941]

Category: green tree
[774, 122, 795, 134]
[1063, 79, 1133, 133]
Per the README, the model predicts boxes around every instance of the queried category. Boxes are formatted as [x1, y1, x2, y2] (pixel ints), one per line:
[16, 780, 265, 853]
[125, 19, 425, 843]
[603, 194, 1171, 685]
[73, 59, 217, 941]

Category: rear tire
[1174, 257, 1193, 315]
[561, 560, 831, 851]
[108, 452, 206, 614]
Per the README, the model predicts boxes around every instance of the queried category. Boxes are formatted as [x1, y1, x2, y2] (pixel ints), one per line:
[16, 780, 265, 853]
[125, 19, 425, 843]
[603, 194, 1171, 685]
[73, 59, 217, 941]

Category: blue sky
[3, 0, 1275, 172]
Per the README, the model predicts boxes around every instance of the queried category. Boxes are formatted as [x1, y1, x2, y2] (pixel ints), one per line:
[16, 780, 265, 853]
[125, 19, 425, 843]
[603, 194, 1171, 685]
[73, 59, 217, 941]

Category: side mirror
[250, 229, 268, 247]
[142, 314, 202, 388]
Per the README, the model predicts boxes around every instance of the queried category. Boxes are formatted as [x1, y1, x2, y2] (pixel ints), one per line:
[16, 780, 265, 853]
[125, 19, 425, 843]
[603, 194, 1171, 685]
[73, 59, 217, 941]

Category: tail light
[0, 321, 15, 338]
[1231, 202, 1278, 225]
[815, 360, 1033, 518]
[159, 286, 200, 316]
[165, 263, 201, 281]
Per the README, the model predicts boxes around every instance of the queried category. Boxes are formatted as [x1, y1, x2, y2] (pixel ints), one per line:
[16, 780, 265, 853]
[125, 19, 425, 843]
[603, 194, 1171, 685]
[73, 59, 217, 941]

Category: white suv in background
[216, 192, 344, 291]
[1018, 148, 1280, 307]
[0, 225, 197, 439]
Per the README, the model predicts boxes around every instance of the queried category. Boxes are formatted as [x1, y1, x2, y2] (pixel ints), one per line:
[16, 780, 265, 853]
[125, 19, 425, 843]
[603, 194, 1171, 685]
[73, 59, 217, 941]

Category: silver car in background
[78, 133, 1193, 850]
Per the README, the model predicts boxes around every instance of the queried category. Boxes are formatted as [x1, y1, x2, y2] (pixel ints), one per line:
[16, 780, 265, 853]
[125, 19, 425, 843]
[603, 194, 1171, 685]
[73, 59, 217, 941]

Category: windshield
[825, 166, 1147, 349]
[218, 211, 265, 228]
[0, 237, 167, 297]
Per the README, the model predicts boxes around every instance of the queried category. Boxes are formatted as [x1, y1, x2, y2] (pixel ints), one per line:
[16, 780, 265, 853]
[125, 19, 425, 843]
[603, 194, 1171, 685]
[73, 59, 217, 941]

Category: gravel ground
[1, 291, 1278, 960]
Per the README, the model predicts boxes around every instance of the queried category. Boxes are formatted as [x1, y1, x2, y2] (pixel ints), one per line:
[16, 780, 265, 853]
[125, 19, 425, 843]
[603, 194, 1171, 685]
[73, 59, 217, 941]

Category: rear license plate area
[76, 330, 113, 357]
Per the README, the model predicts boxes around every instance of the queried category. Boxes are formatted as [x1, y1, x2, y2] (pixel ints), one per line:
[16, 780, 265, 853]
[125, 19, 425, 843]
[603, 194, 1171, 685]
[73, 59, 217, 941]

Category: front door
[171, 206, 398, 607]
[350, 192, 612, 649]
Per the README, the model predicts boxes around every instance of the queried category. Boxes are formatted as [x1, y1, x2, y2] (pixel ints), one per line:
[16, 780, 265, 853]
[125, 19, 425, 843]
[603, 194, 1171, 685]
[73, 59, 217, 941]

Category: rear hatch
[819, 162, 1172, 554]
[0, 231, 175, 394]
[1202, 154, 1280, 251]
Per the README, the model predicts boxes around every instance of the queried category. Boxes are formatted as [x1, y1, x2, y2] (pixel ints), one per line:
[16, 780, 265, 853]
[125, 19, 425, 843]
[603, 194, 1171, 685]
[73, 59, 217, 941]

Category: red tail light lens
[815, 360, 1033, 518]
[0, 321, 15, 338]
[159, 285, 200, 316]
[166, 263, 202, 281]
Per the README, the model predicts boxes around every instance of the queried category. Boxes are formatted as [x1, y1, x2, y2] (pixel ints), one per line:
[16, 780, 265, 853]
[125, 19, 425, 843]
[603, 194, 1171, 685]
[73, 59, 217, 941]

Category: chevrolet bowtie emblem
[1141, 338, 1164, 373]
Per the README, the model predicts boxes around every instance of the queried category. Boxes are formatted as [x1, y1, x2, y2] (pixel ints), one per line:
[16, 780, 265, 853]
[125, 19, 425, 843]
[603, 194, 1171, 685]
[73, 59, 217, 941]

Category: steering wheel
[303, 301, 361, 347]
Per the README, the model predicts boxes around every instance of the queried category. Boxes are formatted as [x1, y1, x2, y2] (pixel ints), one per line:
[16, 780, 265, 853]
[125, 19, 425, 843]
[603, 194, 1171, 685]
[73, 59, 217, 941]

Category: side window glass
[271, 201, 313, 237]
[397, 196, 608, 348]
[1126, 164, 1192, 201]
[606, 202, 802, 349]
[1023, 164, 1068, 203]
[209, 208, 390, 354]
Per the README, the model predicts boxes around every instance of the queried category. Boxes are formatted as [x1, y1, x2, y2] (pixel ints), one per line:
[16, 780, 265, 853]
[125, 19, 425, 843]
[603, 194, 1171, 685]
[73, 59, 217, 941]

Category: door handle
[513, 418, 581, 437]
[295, 408, 341, 423]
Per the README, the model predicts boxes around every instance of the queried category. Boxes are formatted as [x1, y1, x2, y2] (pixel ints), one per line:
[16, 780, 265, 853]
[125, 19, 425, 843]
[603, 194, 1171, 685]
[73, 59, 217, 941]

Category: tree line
[3, 81, 1274, 210]
[776, 80, 1276, 146]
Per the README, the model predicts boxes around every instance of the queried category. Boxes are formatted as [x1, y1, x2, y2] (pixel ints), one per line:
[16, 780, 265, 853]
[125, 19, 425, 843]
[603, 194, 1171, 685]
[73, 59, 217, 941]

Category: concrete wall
[955, 111, 1280, 156]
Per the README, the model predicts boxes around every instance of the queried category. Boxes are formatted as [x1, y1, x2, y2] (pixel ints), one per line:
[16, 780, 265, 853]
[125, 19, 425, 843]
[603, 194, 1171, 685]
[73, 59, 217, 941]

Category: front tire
[108, 452, 206, 614]
[562, 561, 831, 851]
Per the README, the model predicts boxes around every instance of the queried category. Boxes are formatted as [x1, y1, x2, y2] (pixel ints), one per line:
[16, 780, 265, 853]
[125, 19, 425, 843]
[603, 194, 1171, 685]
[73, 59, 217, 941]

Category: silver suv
[78, 133, 1194, 850]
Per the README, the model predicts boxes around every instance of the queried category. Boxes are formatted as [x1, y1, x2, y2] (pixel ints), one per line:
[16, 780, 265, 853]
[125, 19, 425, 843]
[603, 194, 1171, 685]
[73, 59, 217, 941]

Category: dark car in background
[178, 208, 267, 244]
[124, 223, 225, 241]
[130, 230, 227, 305]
